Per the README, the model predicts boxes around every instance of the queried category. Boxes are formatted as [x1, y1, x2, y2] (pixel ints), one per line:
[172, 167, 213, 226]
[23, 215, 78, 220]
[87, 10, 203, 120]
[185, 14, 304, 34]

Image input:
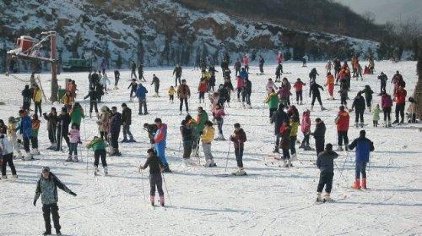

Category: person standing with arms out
[377, 72, 388, 95]
[325, 72, 335, 100]
[136, 83, 149, 115]
[33, 166, 77, 236]
[293, 78, 306, 105]
[231, 123, 247, 176]
[177, 79, 191, 115]
[130, 61, 137, 79]
[168, 86, 176, 104]
[87, 136, 108, 175]
[153, 118, 171, 172]
[309, 81, 326, 111]
[128, 79, 138, 102]
[348, 130, 374, 190]
[84, 89, 99, 118]
[393, 85, 407, 124]
[0, 134, 18, 179]
[351, 92, 366, 128]
[139, 149, 165, 207]
[121, 103, 136, 142]
[361, 85, 374, 112]
[33, 84, 43, 117]
[151, 74, 160, 97]
[316, 143, 338, 202]
[335, 106, 350, 151]
[201, 121, 217, 167]
[173, 64, 183, 86]
[311, 118, 326, 157]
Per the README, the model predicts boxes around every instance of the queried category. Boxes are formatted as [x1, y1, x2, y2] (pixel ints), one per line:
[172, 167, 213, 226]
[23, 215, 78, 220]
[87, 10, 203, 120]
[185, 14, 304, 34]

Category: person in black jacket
[258, 55, 265, 74]
[377, 72, 388, 95]
[33, 166, 76, 235]
[56, 107, 70, 152]
[316, 143, 338, 202]
[310, 82, 326, 111]
[109, 106, 122, 156]
[84, 89, 98, 118]
[22, 85, 33, 111]
[139, 149, 165, 206]
[173, 64, 182, 86]
[242, 78, 252, 108]
[180, 119, 193, 161]
[121, 103, 135, 143]
[351, 92, 366, 127]
[270, 104, 288, 153]
[311, 118, 326, 156]
[43, 107, 58, 150]
[113, 70, 120, 88]
[143, 123, 158, 148]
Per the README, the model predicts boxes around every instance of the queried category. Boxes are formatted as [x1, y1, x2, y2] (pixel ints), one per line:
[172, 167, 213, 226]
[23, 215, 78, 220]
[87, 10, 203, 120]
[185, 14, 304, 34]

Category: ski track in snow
[0, 61, 421, 236]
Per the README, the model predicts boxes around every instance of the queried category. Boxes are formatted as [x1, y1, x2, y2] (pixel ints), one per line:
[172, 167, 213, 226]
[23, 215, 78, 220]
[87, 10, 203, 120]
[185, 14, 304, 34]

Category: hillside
[0, 0, 380, 70]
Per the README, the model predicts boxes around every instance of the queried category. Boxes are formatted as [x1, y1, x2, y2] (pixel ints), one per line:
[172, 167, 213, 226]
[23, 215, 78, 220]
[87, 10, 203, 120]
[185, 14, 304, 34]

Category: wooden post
[50, 32, 59, 102]
[414, 55, 422, 120]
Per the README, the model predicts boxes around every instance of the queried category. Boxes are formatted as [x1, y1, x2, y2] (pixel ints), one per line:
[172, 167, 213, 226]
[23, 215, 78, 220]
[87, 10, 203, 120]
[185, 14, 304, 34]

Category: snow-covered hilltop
[0, 0, 379, 68]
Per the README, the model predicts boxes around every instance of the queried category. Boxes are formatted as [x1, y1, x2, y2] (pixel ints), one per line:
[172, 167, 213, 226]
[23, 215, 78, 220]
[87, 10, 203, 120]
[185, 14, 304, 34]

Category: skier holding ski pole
[139, 148, 165, 207]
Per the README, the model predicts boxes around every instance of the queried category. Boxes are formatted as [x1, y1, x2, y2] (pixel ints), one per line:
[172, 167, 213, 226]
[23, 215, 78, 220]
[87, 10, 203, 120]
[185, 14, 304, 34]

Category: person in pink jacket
[67, 123, 81, 162]
[242, 55, 250, 72]
[236, 76, 245, 102]
[299, 109, 312, 150]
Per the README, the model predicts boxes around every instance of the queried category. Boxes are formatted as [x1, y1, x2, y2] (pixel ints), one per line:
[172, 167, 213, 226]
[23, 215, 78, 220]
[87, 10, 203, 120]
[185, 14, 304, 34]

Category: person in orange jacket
[325, 72, 335, 100]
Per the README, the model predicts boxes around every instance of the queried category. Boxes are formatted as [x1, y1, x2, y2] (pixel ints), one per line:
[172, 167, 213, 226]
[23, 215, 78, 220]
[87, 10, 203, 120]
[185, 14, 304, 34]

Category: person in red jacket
[293, 78, 306, 105]
[335, 106, 350, 151]
[393, 86, 407, 124]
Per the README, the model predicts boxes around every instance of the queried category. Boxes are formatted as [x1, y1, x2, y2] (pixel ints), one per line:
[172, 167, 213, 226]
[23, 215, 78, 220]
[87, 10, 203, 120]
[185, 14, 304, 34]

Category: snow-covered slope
[0, 61, 421, 235]
[0, 0, 379, 68]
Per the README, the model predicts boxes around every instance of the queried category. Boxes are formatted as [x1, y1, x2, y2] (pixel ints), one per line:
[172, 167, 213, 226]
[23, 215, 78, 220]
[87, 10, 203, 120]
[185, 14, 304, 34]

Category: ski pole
[224, 140, 231, 173]
[162, 173, 171, 205]
[338, 152, 349, 183]
[140, 168, 146, 200]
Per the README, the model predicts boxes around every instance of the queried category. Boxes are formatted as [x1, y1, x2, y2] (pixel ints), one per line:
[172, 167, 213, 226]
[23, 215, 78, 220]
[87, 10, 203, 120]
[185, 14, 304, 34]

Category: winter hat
[41, 166, 50, 173]
[61, 107, 67, 113]
[0, 119, 4, 125]
[147, 148, 155, 154]
[234, 123, 241, 128]
[121, 103, 127, 107]
[339, 106, 345, 111]
[325, 143, 333, 151]
[360, 130, 366, 137]
[8, 116, 16, 123]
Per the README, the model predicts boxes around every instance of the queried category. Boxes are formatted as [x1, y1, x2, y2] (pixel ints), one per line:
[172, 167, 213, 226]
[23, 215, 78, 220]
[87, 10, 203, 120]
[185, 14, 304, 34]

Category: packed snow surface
[0, 61, 421, 236]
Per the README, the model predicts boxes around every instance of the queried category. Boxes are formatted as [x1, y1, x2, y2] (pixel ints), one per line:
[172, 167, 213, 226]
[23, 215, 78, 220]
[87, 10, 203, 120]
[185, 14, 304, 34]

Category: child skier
[212, 104, 226, 140]
[201, 121, 216, 167]
[86, 136, 108, 175]
[372, 104, 381, 127]
[31, 114, 41, 155]
[198, 79, 207, 103]
[168, 86, 176, 103]
[279, 121, 291, 167]
[0, 134, 18, 179]
[230, 123, 247, 175]
[348, 130, 375, 189]
[7, 116, 22, 159]
[316, 143, 338, 202]
[67, 123, 80, 162]
[43, 108, 58, 149]
[33, 166, 77, 235]
[139, 149, 165, 207]
[289, 115, 299, 161]
[299, 109, 312, 150]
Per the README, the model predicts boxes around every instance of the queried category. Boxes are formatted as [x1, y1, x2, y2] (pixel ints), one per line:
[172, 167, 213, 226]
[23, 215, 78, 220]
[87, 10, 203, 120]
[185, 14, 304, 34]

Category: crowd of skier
[0, 51, 418, 235]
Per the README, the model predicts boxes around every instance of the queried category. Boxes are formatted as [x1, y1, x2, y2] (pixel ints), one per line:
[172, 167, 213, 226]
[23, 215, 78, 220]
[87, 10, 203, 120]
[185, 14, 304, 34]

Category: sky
[334, 0, 422, 25]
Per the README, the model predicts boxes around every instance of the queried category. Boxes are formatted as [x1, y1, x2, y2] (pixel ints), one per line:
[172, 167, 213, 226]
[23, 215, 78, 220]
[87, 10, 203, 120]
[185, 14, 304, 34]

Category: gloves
[69, 191, 77, 197]
[33, 200, 37, 206]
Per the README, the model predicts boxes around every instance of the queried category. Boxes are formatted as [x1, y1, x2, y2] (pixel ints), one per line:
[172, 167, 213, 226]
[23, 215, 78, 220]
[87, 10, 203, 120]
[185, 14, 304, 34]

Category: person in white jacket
[0, 134, 18, 179]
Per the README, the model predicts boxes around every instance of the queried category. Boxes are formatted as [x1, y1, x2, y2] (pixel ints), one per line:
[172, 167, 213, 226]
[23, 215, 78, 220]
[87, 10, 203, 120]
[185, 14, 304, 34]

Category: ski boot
[323, 193, 333, 202]
[150, 196, 155, 206]
[361, 178, 367, 189]
[31, 148, 40, 155]
[104, 167, 108, 176]
[94, 167, 99, 176]
[65, 155, 73, 162]
[321, 106, 327, 111]
[316, 192, 323, 203]
[159, 195, 165, 207]
[232, 168, 247, 176]
[272, 146, 280, 153]
[56, 229, 62, 235]
[337, 146, 343, 151]
[352, 178, 361, 189]
[43, 230, 52, 235]
[73, 155, 79, 162]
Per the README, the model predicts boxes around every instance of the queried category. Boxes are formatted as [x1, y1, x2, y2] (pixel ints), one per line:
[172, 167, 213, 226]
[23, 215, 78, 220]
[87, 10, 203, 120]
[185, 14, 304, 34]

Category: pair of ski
[264, 155, 293, 168]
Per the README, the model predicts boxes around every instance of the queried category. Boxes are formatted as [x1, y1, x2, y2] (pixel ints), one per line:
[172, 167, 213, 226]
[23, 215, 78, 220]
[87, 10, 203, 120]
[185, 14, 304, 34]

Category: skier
[311, 118, 326, 157]
[276, 51, 284, 65]
[289, 115, 299, 161]
[0, 134, 18, 179]
[7, 117, 22, 159]
[325, 60, 332, 74]
[198, 79, 207, 103]
[33, 84, 43, 117]
[275, 63, 283, 82]
[136, 83, 149, 115]
[299, 109, 312, 150]
[293, 78, 306, 105]
[128, 79, 138, 102]
[348, 130, 375, 189]
[258, 55, 265, 74]
[242, 78, 252, 108]
[31, 114, 41, 155]
[393, 85, 407, 124]
[83, 88, 99, 118]
[151, 74, 160, 97]
[302, 55, 308, 67]
[56, 107, 71, 152]
[266, 78, 277, 95]
[17, 109, 33, 160]
[0, 119, 6, 134]
[361, 85, 374, 112]
[69, 102, 85, 128]
[180, 119, 193, 162]
[236, 76, 245, 101]
[87, 136, 108, 175]
[67, 123, 80, 162]
[230, 123, 247, 175]
[335, 106, 349, 151]
[234, 60, 241, 76]
[316, 143, 338, 202]
[143, 123, 158, 148]
[108, 106, 122, 156]
[381, 92, 393, 127]
[309, 68, 319, 85]
[325, 72, 335, 100]
[309, 81, 326, 111]
[265, 89, 279, 118]
[130, 61, 137, 79]
[278, 78, 291, 106]
[339, 83, 349, 108]
[334, 59, 341, 80]
[113, 70, 120, 89]
[377, 72, 388, 95]
[223, 77, 234, 107]
[271, 104, 288, 153]
[22, 85, 33, 111]
[168, 85, 176, 103]
[139, 148, 165, 207]
[121, 103, 135, 142]
[138, 64, 146, 82]
[242, 54, 250, 72]
[173, 64, 183, 86]
[153, 118, 171, 172]
[212, 104, 226, 140]
[193, 107, 209, 156]
[372, 104, 381, 127]
[279, 121, 291, 166]
[201, 121, 216, 167]
[351, 92, 366, 128]
[33, 166, 77, 235]
[177, 79, 191, 114]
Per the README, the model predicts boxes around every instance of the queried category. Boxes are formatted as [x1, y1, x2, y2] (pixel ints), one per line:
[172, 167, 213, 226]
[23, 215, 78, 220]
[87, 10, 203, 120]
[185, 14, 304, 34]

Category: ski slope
[0, 61, 421, 236]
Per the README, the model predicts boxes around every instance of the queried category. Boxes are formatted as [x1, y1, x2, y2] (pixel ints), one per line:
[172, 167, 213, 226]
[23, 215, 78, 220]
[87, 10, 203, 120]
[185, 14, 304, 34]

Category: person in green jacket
[265, 89, 280, 118]
[193, 107, 208, 156]
[86, 136, 108, 175]
[372, 104, 381, 127]
[69, 103, 85, 128]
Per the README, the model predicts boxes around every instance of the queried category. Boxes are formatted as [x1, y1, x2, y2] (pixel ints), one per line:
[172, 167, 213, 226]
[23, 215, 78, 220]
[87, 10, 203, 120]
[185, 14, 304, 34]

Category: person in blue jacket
[153, 118, 171, 172]
[136, 83, 148, 115]
[239, 67, 248, 81]
[17, 109, 33, 160]
[348, 130, 374, 190]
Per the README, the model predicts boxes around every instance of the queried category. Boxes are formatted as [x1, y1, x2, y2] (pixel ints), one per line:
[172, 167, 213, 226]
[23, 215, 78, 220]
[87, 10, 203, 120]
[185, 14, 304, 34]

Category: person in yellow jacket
[168, 86, 176, 103]
[201, 121, 216, 167]
[289, 116, 300, 161]
[33, 85, 43, 116]
[62, 91, 74, 112]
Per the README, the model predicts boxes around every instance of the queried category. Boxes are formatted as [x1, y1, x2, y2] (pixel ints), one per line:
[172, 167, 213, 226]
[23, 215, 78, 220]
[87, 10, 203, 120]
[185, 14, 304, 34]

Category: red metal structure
[6, 31, 59, 102]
